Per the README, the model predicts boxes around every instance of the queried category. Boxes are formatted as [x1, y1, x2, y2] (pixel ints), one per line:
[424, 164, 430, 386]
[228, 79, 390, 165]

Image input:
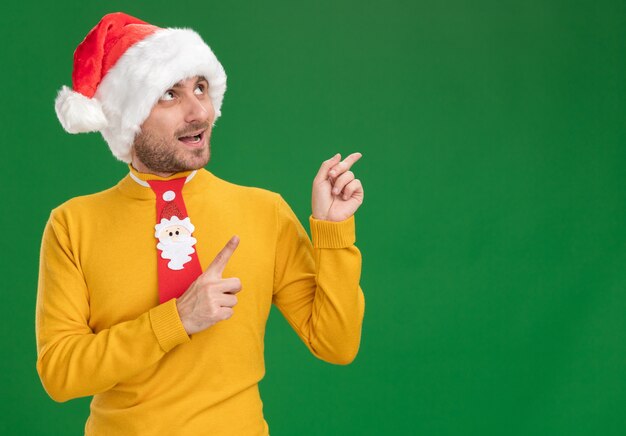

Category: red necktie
[147, 177, 203, 303]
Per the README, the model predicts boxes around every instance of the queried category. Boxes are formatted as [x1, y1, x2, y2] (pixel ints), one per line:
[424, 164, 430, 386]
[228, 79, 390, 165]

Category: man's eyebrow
[171, 76, 209, 88]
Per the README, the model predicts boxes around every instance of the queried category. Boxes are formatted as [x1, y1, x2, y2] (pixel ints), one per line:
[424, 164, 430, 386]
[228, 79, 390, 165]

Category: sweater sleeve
[35, 211, 191, 402]
[272, 196, 365, 365]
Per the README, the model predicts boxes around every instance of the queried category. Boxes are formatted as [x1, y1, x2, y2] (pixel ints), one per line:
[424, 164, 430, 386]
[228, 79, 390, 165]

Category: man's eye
[161, 90, 175, 101]
[194, 84, 206, 95]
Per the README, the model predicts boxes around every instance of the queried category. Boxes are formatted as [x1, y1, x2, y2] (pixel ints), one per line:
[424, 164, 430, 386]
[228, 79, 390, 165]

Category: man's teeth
[180, 134, 201, 143]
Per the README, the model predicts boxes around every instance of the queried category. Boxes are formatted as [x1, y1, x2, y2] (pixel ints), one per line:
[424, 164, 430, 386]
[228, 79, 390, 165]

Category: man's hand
[176, 236, 242, 335]
[312, 153, 364, 222]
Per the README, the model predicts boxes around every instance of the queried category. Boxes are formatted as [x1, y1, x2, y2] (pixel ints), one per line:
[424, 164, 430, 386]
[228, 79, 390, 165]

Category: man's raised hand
[176, 236, 242, 335]
[312, 153, 364, 222]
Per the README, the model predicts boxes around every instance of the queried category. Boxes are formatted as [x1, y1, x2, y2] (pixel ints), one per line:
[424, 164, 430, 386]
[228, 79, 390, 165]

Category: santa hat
[55, 12, 227, 163]
[154, 199, 195, 238]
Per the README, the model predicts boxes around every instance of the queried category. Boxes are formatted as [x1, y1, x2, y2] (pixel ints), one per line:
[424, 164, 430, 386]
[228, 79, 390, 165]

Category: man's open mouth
[178, 130, 205, 145]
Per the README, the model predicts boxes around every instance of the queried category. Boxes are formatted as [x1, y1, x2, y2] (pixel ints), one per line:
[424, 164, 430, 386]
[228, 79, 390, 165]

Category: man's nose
[183, 95, 212, 124]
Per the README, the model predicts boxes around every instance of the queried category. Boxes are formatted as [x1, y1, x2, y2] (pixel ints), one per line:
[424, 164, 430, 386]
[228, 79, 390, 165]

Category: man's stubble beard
[133, 123, 211, 174]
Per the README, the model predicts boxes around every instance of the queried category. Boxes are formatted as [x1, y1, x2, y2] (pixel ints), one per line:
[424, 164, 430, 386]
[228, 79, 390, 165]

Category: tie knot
[147, 177, 186, 201]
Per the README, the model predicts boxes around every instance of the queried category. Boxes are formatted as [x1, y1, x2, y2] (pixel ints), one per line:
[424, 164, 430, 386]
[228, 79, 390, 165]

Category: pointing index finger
[329, 152, 362, 177]
[206, 235, 240, 278]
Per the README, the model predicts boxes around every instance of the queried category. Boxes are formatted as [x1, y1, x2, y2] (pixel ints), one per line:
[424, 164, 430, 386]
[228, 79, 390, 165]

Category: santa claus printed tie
[147, 176, 203, 303]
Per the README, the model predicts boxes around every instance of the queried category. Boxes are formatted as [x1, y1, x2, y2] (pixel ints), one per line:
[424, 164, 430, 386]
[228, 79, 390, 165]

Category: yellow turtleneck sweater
[35, 166, 365, 435]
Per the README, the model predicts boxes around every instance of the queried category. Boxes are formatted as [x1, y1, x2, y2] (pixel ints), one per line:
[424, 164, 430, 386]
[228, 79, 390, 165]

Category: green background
[1, 0, 625, 434]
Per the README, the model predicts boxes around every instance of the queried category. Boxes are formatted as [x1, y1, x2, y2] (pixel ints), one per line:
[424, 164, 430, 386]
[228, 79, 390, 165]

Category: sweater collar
[117, 164, 213, 200]
[128, 166, 197, 188]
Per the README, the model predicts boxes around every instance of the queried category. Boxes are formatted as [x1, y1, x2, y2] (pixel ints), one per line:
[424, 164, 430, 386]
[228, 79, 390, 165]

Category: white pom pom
[54, 86, 108, 133]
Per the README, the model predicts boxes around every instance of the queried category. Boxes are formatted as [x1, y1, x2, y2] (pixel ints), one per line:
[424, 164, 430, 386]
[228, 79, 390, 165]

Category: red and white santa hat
[55, 12, 227, 163]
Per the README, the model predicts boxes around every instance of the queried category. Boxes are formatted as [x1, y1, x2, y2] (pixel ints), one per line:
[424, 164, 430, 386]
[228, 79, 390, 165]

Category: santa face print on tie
[154, 215, 197, 270]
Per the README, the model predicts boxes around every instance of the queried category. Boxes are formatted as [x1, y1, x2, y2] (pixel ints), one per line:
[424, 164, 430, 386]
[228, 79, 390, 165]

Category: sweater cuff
[149, 299, 191, 352]
[309, 215, 356, 248]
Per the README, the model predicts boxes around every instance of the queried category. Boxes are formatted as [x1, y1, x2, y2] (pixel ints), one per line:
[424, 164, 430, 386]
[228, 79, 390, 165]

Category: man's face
[132, 76, 215, 174]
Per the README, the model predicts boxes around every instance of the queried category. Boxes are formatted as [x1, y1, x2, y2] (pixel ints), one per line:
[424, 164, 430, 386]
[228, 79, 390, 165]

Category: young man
[36, 12, 365, 435]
